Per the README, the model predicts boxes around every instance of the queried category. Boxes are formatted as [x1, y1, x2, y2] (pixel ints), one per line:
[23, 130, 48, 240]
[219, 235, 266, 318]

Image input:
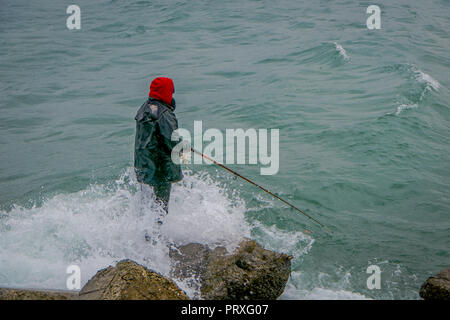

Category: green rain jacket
[134, 98, 183, 185]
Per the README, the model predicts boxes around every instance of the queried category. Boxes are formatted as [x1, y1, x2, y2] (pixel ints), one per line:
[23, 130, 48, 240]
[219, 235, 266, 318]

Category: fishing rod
[190, 147, 332, 234]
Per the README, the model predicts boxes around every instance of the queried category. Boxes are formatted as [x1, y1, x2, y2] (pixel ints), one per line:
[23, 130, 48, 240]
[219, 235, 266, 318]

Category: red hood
[148, 77, 174, 105]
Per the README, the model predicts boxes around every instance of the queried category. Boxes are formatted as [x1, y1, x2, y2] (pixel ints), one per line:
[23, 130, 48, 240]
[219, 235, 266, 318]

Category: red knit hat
[148, 77, 174, 105]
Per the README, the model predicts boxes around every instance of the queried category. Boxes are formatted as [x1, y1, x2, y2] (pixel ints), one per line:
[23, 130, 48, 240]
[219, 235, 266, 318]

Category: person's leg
[139, 183, 154, 242]
[141, 182, 171, 243]
[153, 182, 172, 216]
[139, 183, 150, 214]
[146, 183, 171, 243]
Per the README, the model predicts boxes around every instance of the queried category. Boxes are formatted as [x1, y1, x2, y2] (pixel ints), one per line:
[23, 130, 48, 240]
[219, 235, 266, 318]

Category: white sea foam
[250, 221, 314, 257]
[395, 103, 418, 115]
[334, 42, 350, 61]
[280, 268, 369, 300]
[412, 67, 440, 91]
[249, 222, 368, 300]
[0, 168, 250, 296]
[282, 283, 369, 300]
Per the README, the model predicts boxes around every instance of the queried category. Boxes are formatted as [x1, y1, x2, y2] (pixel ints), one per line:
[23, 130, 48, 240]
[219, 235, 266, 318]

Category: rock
[0, 288, 78, 300]
[79, 259, 188, 300]
[420, 268, 450, 300]
[0, 260, 188, 300]
[170, 243, 210, 280]
[202, 240, 292, 300]
[170, 239, 292, 300]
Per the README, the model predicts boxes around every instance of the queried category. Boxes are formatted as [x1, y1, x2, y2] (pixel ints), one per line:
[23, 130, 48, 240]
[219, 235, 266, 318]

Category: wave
[287, 42, 350, 67]
[380, 64, 441, 116]
[395, 103, 418, 115]
[411, 66, 441, 92]
[333, 42, 350, 61]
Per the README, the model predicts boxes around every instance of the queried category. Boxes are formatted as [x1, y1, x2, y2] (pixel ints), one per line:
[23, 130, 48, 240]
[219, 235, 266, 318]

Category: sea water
[0, 0, 449, 299]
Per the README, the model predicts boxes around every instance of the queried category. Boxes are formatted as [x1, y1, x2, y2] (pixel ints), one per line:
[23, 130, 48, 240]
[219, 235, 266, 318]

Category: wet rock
[0, 288, 78, 300]
[170, 239, 292, 300]
[79, 259, 188, 300]
[420, 268, 450, 300]
[170, 243, 210, 280]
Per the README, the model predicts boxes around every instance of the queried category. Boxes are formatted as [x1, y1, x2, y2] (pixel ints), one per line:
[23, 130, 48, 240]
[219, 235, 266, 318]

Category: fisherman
[134, 77, 183, 227]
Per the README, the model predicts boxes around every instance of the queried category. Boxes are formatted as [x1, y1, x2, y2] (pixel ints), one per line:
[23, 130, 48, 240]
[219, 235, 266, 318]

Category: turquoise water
[1, 0, 449, 299]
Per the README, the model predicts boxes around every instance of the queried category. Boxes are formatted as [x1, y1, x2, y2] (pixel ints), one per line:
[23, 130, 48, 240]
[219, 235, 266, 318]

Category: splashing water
[0, 168, 250, 296]
[0, 168, 371, 299]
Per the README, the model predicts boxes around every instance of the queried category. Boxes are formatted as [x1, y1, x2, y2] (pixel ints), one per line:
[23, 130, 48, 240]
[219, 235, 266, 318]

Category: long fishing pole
[190, 147, 332, 234]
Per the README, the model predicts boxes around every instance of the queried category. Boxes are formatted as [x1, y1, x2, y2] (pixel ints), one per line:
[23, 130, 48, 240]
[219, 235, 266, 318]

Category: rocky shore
[0, 239, 292, 300]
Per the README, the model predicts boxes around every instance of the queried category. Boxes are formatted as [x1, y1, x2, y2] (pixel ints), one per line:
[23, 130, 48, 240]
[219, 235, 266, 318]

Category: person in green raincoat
[134, 77, 183, 219]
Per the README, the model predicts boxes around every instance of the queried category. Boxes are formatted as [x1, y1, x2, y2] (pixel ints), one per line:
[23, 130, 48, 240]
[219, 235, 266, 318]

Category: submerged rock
[420, 268, 450, 300]
[79, 259, 188, 300]
[170, 239, 292, 300]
